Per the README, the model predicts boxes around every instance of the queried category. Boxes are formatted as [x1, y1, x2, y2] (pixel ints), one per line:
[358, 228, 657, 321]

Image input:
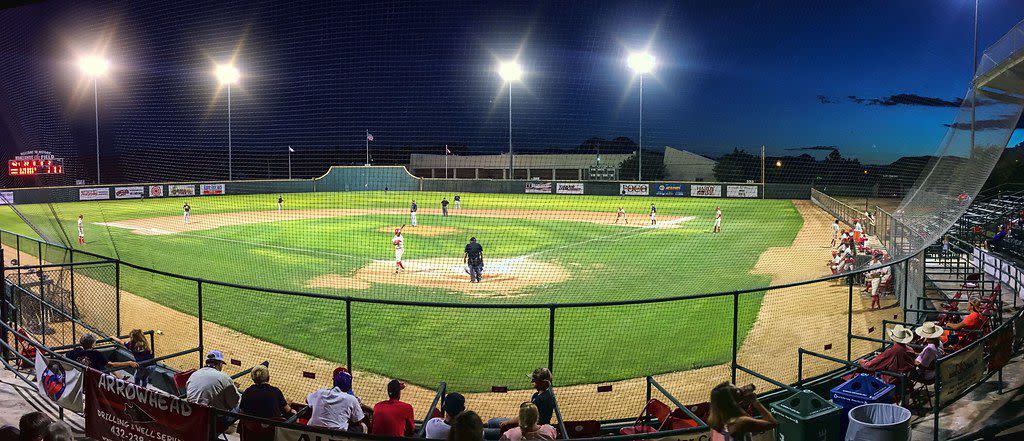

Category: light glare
[78, 56, 109, 77]
[215, 64, 241, 85]
[627, 52, 655, 74]
[498, 61, 522, 82]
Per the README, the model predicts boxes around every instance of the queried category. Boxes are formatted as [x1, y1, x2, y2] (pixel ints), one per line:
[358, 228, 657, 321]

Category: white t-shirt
[186, 367, 240, 410]
[307, 388, 365, 431]
[424, 417, 451, 439]
[916, 344, 943, 381]
[77, 218, 84, 234]
[854, 222, 863, 233]
[715, 209, 722, 219]
[393, 235, 404, 250]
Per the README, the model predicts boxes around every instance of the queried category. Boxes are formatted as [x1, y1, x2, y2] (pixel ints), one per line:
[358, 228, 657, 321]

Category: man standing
[441, 198, 450, 217]
[649, 203, 656, 226]
[77, 215, 85, 244]
[410, 200, 418, 227]
[370, 380, 415, 437]
[393, 227, 406, 274]
[454, 194, 461, 209]
[713, 206, 722, 234]
[831, 219, 840, 246]
[278, 195, 284, 213]
[183, 202, 191, 224]
[464, 237, 484, 283]
[615, 207, 627, 224]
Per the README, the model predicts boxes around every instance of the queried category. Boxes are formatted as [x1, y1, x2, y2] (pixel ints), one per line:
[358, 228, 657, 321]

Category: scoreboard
[8, 151, 64, 176]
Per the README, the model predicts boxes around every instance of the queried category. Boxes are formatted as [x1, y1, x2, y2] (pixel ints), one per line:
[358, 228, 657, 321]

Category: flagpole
[445, 145, 449, 179]
[288, 146, 292, 180]
[365, 130, 369, 166]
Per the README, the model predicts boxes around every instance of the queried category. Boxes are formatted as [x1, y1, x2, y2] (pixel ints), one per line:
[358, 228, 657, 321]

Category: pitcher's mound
[376, 226, 462, 237]
[307, 257, 569, 297]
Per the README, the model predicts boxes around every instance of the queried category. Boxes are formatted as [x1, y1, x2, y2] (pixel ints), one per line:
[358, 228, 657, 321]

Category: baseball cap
[387, 379, 405, 396]
[530, 367, 552, 383]
[443, 393, 466, 416]
[395, 228, 401, 234]
[470, 237, 477, 242]
[206, 350, 225, 364]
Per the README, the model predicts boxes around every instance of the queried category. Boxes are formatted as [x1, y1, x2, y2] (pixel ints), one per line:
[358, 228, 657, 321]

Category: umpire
[464, 237, 484, 283]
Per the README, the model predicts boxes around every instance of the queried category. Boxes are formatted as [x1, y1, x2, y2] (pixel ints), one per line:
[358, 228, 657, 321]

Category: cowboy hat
[915, 322, 944, 339]
[888, 325, 914, 344]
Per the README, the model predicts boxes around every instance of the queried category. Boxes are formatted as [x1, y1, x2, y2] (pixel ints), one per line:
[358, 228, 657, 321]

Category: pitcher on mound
[392, 226, 406, 274]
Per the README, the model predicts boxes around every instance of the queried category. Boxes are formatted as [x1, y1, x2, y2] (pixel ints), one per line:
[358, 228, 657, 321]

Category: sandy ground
[1, 200, 897, 421]
[375, 226, 462, 237]
[97, 208, 689, 235]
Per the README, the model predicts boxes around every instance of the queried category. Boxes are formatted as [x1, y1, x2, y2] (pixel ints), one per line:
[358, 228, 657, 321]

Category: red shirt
[370, 399, 414, 437]
[961, 311, 986, 330]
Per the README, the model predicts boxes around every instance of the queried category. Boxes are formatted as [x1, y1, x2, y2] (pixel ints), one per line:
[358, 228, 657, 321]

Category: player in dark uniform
[278, 196, 284, 212]
[464, 237, 484, 283]
[183, 203, 191, 224]
[441, 198, 450, 217]
[410, 200, 418, 226]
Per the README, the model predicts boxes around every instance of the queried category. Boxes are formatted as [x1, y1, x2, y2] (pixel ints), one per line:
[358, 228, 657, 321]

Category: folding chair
[173, 369, 196, 397]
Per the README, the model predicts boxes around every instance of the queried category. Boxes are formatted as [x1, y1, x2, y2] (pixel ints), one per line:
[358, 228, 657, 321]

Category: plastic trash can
[830, 374, 895, 434]
[844, 403, 911, 441]
[768, 389, 842, 441]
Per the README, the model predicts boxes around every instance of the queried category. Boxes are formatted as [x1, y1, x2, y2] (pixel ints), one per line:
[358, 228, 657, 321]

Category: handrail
[415, 382, 446, 437]
[796, 348, 907, 406]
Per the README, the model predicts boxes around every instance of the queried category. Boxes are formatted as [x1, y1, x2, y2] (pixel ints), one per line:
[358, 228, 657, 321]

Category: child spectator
[426, 393, 466, 439]
[499, 403, 557, 441]
[371, 380, 415, 437]
[448, 411, 484, 441]
[125, 329, 154, 387]
[240, 365, 292, 419]
[708, 382, 778, 440]
[306, 369, 365, 432]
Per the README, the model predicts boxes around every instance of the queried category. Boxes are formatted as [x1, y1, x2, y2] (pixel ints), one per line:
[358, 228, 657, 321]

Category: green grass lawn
[0, 191, 802, 391]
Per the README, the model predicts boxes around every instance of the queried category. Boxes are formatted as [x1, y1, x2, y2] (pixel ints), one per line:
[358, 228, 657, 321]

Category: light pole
[498, 61, 522, 179]
[79, 56, 108, 184]
[970, 0, 979, 158]
[215, 63, 240, 180]
[627, 52, 655, 181]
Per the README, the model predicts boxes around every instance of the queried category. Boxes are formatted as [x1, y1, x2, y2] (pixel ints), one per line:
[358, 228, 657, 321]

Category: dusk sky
[2, 0, 1024, 182]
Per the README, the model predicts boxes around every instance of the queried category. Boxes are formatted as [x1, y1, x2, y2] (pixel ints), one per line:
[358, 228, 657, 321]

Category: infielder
[77, 215, 85, 244]
[454, 194, 461, 209]
[410, 200, 418, 226]
[392, 226, 406, 274]
[183, 203, 191, 224]
[278, 196, 284, 213]
[615, 207, 628, 224]
[650, 203, 657, 225]
[713, 207, 722, 234]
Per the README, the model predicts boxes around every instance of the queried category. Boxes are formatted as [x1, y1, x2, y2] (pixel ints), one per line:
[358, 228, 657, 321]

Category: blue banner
[654, 183, 687, 196]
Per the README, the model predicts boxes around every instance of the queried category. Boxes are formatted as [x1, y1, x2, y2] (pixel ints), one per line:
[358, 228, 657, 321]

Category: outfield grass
[0, 192, 802, 391]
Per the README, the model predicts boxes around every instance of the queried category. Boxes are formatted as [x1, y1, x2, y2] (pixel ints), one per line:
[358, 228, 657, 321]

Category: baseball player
[77, 215, 85, 244]
[831, 219, 840, 246]
[441, 198, 450, 217]
[454, 194, 461, 209]
[392, 226, 406, 273]
[615, 207, 628, 224]
[278, 195, 284, 213]
[464, 237, 484, 283]
[713, 207, 722, 234]
[650, 203, 657, 225]
[183, 203, 191, 224]
[410, 200, 418, 227]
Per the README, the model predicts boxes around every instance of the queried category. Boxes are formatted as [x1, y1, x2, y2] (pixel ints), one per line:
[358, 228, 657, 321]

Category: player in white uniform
[650, 203, 657, 225]
[77, 215, 85, 244]
[831, 219, 840, 246]
[183, 203, 191, 224]
[615, 207, 628, 224]
[392, 227, 406, 273]
[713, 207, 722, 234]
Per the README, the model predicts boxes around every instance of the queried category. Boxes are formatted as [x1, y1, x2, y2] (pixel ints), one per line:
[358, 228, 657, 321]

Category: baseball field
[0, 191, 805, 392]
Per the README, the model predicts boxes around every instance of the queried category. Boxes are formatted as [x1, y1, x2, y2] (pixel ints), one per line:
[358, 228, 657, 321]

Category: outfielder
[650, 203, 657, 225]
[392, 226, 406, 274]
[183, 203, 191, 224]
[278, 196, 283, 213]
[713, 206, 722, 234]
[77, 215, 85, 244]
[615, 207, 628, 224]
[410, 200, 418, 226]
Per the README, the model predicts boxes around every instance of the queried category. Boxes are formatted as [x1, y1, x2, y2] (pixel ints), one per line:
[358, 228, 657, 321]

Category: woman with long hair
[126, 329, 154, 387]
[708, 382, 777, 440]
[447, 411, 484, 441]
[499, 402, 556, 440]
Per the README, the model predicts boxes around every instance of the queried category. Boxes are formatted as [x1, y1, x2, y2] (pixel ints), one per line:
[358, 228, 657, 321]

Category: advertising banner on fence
[168, 184, 195, 197]
[690, 185, 721, 197]
[34, 352, 84, 412]
[654, 183, 686, 197]
[85, 369, 210, 441]
[938, 343, 985, 406]
[79, 188, 110, 201]
[148, 185, 164, 197]
[0, 191, 13, 205]
[525, 182, 552, 194]
[201, 183, 226, 195]
[114, 186, 144, 199]
[726, 185, 759, 198]
[556, 183, 584, 194]
[986, 325, 1014, 373]
[620, 183, 650, 196]
[275, 426, 366, 441]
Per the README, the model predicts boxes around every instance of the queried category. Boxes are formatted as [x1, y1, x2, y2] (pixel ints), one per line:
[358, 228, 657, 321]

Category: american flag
[366, 132, 374, 141]
[445, 145, 451, 155]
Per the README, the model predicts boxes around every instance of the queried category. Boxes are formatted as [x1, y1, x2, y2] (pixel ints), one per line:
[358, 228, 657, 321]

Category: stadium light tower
[627, 51, 655, 181]
[79, 55, 109, 184]
[215, 63, 241, 180]
[498, 60, 522, 179]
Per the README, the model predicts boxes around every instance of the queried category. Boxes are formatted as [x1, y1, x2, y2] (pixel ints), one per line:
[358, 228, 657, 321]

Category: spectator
[944, 298, 987, 344]
[855, 325, 917, 384]
[306, 368, 365, 432]
[66, 334, 138, 371]
[989, 225, 1009, 250]
[499, 403, 557, 441]
[41, 421, 73, 441]
[708, 382, 778, 440]
[125, 329, 154, 387]
[488, 368, 555, 438]
[9, 411, 49, 441]
[186, 350, 241, 433]
[371, 380, 415, 437]
[240, 365, 292, 419]
[448, 411, 484, 441]
[425, 393, 466, 439]
[913, 322, 945, 382]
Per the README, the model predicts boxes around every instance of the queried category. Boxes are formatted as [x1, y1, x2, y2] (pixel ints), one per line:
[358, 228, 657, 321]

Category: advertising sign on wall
[0, 191, 13, 205]
[986, 325, 1014, 373]
[556, 183, 584, 195]
[85, 369, 210, 441]
[726, 185, 759, 198]
[654, 183, 686, 197]
[690, 185, 722, 197]
[148, 185, 164, 197]
[79, 188, 110, 201]
[168, 185, 196, 197]
[938, 343, 985, 406]
[525, 182, 552, 194]
[201, 183, 226, 195]
[114, 186, 144, 199]
[620, 183, 650, 196]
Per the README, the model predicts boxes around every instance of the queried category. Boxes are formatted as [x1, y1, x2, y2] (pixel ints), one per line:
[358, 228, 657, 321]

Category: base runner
[77, 215, 85, 244]
[615, 207, 628, 224]
[713, 206, 722, 234]
[393, 226, 406, 274]
[183, 203, 191, 224]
